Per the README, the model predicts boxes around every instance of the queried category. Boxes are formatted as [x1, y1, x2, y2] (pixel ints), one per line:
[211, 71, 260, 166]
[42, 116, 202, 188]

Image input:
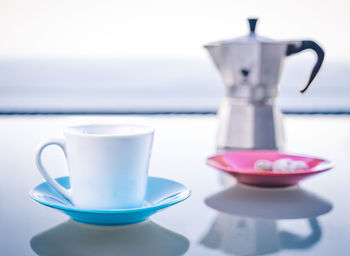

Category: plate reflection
[201, 183, 332, 255]
[31, 220, 189, 256]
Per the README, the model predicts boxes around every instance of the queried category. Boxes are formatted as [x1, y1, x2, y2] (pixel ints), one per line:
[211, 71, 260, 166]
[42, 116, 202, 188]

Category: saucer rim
[30, 176, 191, 214]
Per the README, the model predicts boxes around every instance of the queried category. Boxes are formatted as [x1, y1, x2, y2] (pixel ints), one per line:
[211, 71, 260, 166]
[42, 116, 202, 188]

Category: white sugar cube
[254, 160, 273, 171]
[291, 160, 308, 170]
[273, 158, 294, 172]
[254, 158, 309, 172]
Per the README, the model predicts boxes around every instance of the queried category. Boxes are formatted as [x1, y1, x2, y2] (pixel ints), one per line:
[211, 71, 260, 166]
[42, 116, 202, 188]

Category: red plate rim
[206, 150, 334, 176]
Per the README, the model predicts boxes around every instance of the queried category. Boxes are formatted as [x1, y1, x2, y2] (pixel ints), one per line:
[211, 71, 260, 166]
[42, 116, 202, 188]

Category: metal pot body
[216, 97, 284, 150]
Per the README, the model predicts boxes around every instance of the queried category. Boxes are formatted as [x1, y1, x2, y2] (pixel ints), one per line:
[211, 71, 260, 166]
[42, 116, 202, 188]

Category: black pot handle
[286, 40, 325, 93]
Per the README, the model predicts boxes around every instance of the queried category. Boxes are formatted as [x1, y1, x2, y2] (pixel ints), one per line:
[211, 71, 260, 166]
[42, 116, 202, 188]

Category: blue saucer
[30, 176, 191, 226]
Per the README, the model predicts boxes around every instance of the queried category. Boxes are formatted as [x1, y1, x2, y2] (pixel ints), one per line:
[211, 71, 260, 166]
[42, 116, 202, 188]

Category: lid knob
[248, 18, 258, 34]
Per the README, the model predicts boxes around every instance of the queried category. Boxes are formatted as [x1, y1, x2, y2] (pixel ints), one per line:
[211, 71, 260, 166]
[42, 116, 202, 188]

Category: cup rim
[64, 124, 155, 137]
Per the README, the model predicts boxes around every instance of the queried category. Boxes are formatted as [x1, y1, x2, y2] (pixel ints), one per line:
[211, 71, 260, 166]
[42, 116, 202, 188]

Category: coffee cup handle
[35, 139, 72, 202]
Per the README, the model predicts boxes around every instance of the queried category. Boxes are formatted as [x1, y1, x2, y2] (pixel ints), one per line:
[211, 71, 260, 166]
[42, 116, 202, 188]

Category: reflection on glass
[201, 183, 332, 255]
[31, 220, 189, 256]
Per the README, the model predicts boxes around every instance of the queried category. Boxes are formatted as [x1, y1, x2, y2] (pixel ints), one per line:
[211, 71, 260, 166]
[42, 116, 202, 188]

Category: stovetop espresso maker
[204, 18, 324, 150]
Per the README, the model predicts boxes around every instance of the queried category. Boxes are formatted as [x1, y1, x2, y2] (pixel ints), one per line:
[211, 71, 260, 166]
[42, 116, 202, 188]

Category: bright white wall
[0, 0, 349, 60]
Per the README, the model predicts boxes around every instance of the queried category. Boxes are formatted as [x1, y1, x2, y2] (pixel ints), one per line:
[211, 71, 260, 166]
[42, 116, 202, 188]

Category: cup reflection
[31, 220, 189, 256]
[201, 183, 332, 255]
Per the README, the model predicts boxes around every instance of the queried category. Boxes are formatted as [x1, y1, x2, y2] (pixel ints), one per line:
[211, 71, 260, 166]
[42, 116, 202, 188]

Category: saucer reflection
[31, 220, 189, 256]
[205, 183, 332, 219]
[201, 184, 332, 255]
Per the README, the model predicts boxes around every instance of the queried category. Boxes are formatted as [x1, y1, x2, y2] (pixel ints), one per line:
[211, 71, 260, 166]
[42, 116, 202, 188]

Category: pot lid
[206, 18, 279, 46]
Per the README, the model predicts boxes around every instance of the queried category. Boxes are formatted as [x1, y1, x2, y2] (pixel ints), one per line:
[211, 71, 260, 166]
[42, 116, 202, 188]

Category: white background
[0, 0, 349, 113]
[0, 0, 349, 60]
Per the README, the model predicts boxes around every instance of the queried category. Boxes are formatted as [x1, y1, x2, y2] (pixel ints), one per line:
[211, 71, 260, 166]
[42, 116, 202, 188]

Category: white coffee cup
[35, 124, 154, 209]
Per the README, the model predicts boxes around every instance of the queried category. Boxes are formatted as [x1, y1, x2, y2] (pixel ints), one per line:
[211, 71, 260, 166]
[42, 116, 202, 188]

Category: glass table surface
[0, 115, 349, 256]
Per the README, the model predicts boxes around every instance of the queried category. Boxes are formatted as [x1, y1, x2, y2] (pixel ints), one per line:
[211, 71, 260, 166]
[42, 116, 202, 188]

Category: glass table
[0, 114, 349, 255]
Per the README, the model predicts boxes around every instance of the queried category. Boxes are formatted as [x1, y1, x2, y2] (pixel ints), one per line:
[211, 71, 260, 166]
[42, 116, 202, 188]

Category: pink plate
[207, 150, 333, 187]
